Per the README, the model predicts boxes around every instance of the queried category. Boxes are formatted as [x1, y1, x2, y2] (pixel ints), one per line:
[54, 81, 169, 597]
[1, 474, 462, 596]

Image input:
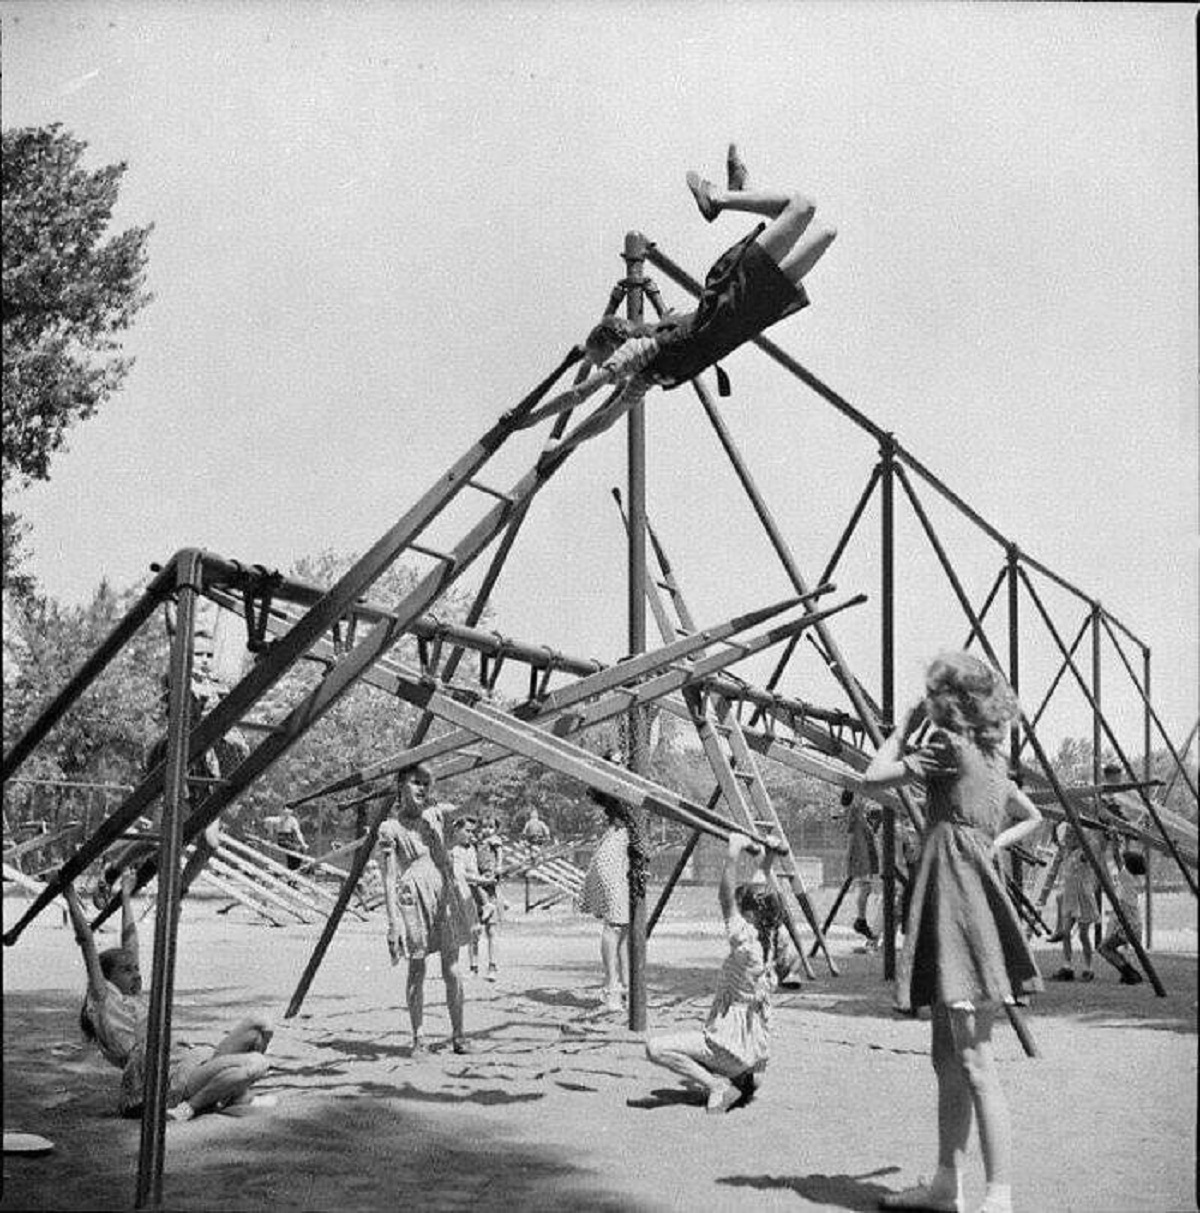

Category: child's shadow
[626, 1086, 704, 1111]
[718, 1166, 901, 1211]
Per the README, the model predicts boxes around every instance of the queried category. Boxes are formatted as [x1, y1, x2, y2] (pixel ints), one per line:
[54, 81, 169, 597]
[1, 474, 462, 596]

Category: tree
[2, 124, 153, 591]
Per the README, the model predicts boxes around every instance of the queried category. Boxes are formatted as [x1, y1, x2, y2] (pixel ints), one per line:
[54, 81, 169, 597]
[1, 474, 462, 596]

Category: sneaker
[685, 171, 719, 223]
[853, 917, 878, 942]
[880, 1179, 962, 1211]
[1079, 970, 1095, 982]
[1119, 967, 1144, 985]
[486, 966, 499, 983]
[705, 1082, 741, 1115]
[166, 1102, 196, 1124]
[726, 143, 748, 191]
[1050, 967, 1075, 981]
[450, 1037, 474, 1055]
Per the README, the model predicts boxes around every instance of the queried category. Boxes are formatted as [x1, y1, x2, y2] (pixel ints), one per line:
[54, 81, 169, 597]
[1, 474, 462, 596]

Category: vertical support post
[1142, 646, 1153, 948]
[623, 230, 649, 1032]
[1007, 546, 1024, 899]
[1091, 603, 1103, 948]
[135, 550, 202, 1210]
[879, 436, 897, 980]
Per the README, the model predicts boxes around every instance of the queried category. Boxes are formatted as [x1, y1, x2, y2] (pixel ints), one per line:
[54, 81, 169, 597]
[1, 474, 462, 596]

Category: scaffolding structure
[3, 231, 1197, 1209]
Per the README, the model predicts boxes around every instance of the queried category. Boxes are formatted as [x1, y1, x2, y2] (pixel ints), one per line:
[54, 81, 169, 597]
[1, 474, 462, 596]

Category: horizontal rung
[734, 770, 757, 781]
[239, 719, 284, 734]
[408, 542, 455, 563]
[466, 479, 512, 503]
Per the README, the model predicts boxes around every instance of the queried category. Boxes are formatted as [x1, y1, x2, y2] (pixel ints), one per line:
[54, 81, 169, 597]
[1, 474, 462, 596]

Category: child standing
[1052, 823, 1100, 982]
[843, 789, 882, 944]
[64, 871, 272, 1121]
[473, 816, 504, 980]
[448, 817, 484, 975]
[862, 651, 1043, 1213]
[379, 765, 477, 1055]
[1097, 844, 1146, 985]
[644, 832, 781, 1114]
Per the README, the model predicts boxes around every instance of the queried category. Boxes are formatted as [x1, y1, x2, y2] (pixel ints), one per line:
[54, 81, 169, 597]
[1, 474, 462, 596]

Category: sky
[3, 1, 1197, 759]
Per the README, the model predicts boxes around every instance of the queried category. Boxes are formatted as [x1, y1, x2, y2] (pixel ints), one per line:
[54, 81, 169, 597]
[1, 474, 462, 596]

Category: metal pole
[624, 231, 649, 1032]
[1007, 546, 1024, 899]
[134, 550, 201, 1210]
[1142, 646, 1153, 948]
[879, 437, 898, 980]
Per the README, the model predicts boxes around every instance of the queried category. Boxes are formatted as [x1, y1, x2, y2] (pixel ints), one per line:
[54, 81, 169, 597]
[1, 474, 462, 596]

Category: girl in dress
[577, 752, 650, 1011]
[531, 144, 837, 451]
[863, 652, 1043, 1213]
[64, 871, 272, 1122]
[644, 832, 781, 1114]
[379, 765, 477, 1055]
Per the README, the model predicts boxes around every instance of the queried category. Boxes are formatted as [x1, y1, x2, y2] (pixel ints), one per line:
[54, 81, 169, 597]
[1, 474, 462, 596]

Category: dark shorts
[650, 224, 809, 389]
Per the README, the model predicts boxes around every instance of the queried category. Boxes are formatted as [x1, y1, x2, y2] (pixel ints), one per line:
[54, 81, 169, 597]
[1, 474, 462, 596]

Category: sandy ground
[2, 886, 1196, 1213]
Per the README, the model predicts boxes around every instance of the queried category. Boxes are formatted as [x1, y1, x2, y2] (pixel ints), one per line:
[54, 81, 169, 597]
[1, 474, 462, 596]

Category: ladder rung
[733, 770, 757, 782]
[240, 719, 284, 734]
[409, 542, 456, 564]
[466, 479, 513, 503]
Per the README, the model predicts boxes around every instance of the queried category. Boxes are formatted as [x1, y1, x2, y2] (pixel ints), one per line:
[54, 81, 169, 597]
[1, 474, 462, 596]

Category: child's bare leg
[1078, 924, 1094, 971]
[929, 1004, 970, 1206]
[600, 922, 623, 993]
[776, 227, 838, 286]
[645, 1031, 725, 1095]
[949, 1005, 1012, 1203]
[211, 1015, 272, 1057]
[485, 923, 498, 970]
[406, 957, 427, 1042]
[179, 1052, 269, 1114]
[441, 943, 465, 1040]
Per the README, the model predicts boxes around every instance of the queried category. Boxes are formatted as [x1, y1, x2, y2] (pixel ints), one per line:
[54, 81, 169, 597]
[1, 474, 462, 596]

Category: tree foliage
[2, 124, 153, 590]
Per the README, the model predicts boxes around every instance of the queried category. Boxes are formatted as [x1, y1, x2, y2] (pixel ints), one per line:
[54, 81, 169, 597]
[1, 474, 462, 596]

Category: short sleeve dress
[897, 730, 1043, 1012]
[846, 801, 880, 879]
[378, 804, 476, 959]
[702, 916, 775, 1076]
[578, 824, 630, 926]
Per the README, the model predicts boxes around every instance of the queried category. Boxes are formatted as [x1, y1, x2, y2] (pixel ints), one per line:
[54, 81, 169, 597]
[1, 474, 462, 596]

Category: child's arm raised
[861, 700, 933, 791]
[718, 833, 755, 923]
[63, 879, 108, 1003]
[994, 785, 1042, 854]
[118, 869, 139, 964]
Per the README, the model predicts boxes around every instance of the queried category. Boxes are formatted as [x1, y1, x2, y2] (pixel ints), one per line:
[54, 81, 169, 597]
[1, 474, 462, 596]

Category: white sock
[930, 1165, 962, 1202]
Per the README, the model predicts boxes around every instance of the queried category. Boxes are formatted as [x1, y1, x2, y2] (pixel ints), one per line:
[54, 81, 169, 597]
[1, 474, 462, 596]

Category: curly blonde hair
[923, 651, 1019, 756]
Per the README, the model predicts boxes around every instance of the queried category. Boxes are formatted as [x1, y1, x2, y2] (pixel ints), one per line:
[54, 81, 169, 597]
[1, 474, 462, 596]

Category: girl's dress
[474, 835, 503, 924]
[1058, 842, 1100, 924]
[846, 802, 880, 879]
[378, 804, 476, 959]
[897, 730, 1043, 1012]
[646, 225, 809, 389]
[702, 916, 775, 1076]
[578, 824, 630, 926]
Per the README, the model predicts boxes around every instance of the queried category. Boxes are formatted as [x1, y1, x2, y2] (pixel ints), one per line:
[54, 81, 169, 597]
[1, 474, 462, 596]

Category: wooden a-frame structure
[3, 231, 1196, 1209]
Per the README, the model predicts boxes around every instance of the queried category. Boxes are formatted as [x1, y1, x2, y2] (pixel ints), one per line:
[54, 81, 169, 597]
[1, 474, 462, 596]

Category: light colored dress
[378, 804, 475, 959]
[1059, 842, 1100, 924]
[578, 825, 630, 925]
[897, 729, 1043, 1012]
[702, 916, 774, 1073]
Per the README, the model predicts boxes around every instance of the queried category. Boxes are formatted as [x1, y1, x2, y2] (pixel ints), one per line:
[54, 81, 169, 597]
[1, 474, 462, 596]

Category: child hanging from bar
[533, 144, 836, 454]
[644, 831, 782, 1115]
[862, 651, 1043, 1213]
[63, 870, 273, 1122]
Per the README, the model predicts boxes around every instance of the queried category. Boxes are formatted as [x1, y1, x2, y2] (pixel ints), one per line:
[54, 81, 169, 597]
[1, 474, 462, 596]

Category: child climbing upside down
[531, 143, 836, 452]
[862, 651, 1044, 1213]
[63, 871, 273, 1122]
[644, 831, 782, 1114]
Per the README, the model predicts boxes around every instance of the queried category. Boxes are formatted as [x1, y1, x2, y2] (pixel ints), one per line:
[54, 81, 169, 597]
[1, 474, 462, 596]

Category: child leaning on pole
[644, 831, 783, 1115]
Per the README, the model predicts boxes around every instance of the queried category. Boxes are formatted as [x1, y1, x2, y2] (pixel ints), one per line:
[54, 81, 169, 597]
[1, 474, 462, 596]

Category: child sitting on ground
[644, 832, 781, 1114]
[64, 870, 273, 1121]
[1097, 844, 1146, 985]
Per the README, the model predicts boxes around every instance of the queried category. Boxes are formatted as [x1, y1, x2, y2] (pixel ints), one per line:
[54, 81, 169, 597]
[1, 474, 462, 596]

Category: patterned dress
[378, 804, 475, 959]
[702, 916, 775, 1075]
[897, 730, 1043, 1012]
[578, 825, 630, 926]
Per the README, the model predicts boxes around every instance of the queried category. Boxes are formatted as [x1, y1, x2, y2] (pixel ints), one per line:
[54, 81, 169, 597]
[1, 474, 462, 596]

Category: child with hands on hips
[644, 831, 783, 1115]
[64, 870, 272, 1122]
[863, 651, 1043, 1213]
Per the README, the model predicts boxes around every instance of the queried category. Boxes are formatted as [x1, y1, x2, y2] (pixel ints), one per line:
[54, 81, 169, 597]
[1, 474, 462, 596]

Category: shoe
[726, 143, 748, 191]
[880, 1179, 962, 1211]
[705, 1082, 741, 1115]
[731, 1069, 763, 1107]
[409, 1039, 428, 1059]
[1119, 967, 1144, 985]
[166, 1102, 196, 1124]
[450, 1037, 474, 1055]
[470, 966, 478, 975]
[1050, 967, 1075, 981]
[486, 967, 499, 982]
[853, 917, 878, 942]
[1045, 931, 1065, 944]
[685, 171, 719, 223]
[1080, 970, 1095, 982]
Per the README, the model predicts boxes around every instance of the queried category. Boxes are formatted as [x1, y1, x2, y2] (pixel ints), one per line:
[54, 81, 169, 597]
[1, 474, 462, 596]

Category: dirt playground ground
[2, 884, 1196, 1212]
